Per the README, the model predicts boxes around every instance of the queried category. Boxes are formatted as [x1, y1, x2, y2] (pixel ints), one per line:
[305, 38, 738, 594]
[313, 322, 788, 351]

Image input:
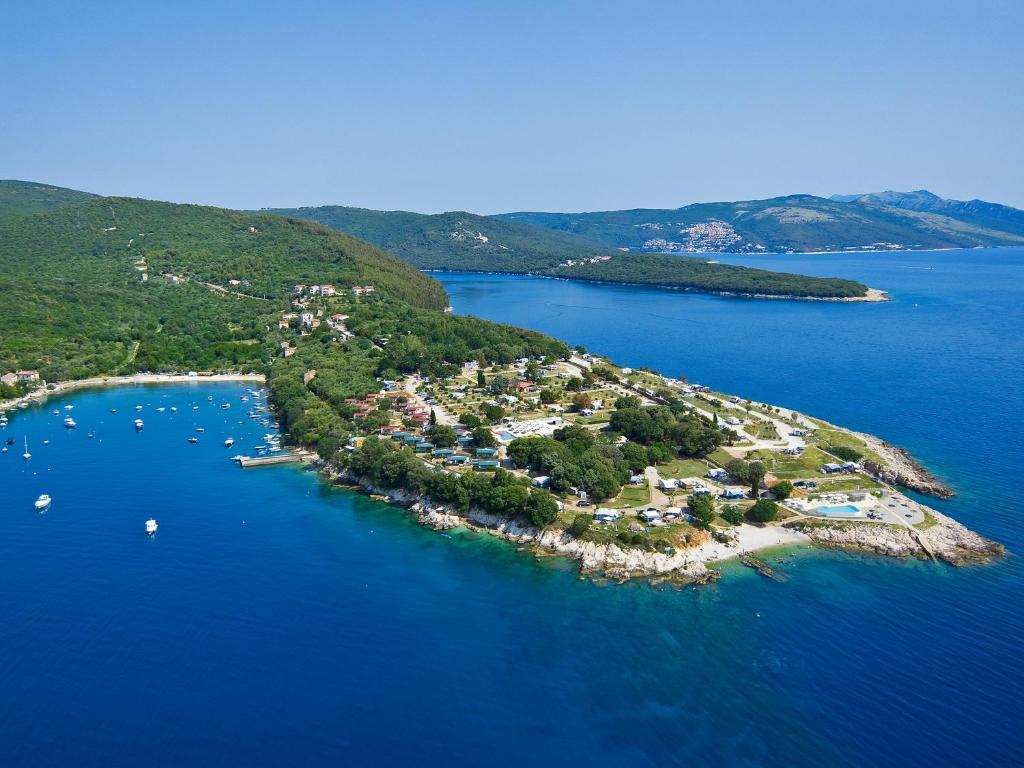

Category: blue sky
[2, 0, 1021, 212]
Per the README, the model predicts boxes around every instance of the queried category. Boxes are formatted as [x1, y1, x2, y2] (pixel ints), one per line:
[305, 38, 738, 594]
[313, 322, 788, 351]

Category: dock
[235, 454, 300, 468]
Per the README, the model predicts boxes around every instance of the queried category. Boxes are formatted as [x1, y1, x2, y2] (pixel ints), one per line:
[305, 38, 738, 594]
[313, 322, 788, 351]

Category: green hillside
[0, 180, 95, 225]
[264, 205, 616, 272]
[498, 193, 1024, 253]
[0, 197, 448, 379]
[268, 205, 872, 298]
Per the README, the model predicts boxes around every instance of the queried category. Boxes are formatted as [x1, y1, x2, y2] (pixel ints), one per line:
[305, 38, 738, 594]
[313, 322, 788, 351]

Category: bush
[747, 499, 779, 524]
[721, 505, 744, 526]
[829, 445, 862, 462]
[568, 513, 592, 538]
[772, 480, 794, 500]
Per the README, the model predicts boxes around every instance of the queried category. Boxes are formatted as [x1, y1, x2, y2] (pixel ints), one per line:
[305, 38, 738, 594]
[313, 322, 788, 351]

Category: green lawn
[657, 457, 711, 478]
[604, 482, 651, 509]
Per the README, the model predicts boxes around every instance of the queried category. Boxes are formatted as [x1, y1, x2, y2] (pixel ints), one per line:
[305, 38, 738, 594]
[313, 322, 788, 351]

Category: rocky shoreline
[324, 464, 1002, 584]
[854, 429, 956, 499]
[787, 509, 1004, 566]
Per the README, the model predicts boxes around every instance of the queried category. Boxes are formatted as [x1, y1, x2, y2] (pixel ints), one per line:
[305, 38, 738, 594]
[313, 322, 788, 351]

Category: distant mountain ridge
[497, 191, 1024, 253]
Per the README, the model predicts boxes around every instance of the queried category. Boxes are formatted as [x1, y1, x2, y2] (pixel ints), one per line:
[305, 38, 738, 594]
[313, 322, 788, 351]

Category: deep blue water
[1, 249, 1022, 766]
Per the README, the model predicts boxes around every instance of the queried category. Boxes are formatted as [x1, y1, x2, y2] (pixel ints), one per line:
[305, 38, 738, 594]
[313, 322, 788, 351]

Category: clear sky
[2, 0, 1021, 213]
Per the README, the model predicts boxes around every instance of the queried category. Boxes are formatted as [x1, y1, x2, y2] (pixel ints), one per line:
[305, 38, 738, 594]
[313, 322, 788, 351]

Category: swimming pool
[814, 504, 862, 517]
[497, 430, 517, 441]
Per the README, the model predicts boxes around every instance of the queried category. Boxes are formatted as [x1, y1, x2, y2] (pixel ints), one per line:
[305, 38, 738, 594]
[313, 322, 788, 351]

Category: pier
[235, 454, 300, 468]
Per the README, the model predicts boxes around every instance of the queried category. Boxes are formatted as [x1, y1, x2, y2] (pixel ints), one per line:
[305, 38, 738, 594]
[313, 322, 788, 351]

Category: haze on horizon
[2, 0, 1021, 214]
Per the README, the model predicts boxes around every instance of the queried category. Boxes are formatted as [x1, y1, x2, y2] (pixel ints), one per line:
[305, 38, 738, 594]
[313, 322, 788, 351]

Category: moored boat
[145, 518, 158, 536]
[134, 419, 144, 430]
[34, 494, 51, 511]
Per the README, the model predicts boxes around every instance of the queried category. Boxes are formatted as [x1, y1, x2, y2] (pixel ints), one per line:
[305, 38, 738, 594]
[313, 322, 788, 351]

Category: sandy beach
[0, 373, 266, 413]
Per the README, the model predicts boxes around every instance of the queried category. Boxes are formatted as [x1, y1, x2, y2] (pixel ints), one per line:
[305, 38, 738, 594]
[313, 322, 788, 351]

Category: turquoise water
[1, 247, 1022, 766]
[814, 504, 861, 517]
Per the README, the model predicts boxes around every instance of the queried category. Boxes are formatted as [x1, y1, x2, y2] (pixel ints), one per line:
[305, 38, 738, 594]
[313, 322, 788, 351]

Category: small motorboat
[64, 417, 76, 428]
[135, 405, 143, 411]
[111, 408, 118, 413]
[221, 403, 230, 410]
[134, 419, 144, 430]
[196, 427, 205, 433]
[192, 405, 200, 411]
[52, 410, 60, 416]
[64, 405, 74, 411]
[188, 436, 198, 444]
[157, 407, 165, 413]
[1, 446, 7, 453]
[224, 437, 235, 448]
[145, 518, 158, 536]
[170, 406, 177, 413]
[34, 494, 51, 511]
[87, 432, 95, 439]
[207, 396, 214, 402]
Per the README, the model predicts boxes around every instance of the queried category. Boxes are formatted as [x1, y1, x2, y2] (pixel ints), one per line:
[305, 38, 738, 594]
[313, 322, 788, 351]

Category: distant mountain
[268, 205, 872, 299]
[497, 192, 1024, 253]
[830, 190, 1024, 236]
[0, 180, 95, 225]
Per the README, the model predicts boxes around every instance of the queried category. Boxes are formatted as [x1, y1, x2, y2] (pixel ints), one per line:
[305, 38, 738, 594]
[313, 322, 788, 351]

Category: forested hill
[267, 205, 871, 298]
[263, 205, 618, 272]
[0, 196, 448, 379]
[0, 180, 95, 225]
[497, 192, 1024, 253]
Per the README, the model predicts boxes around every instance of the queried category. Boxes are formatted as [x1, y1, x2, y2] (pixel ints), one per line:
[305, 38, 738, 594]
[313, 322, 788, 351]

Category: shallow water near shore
[1, 248, 1023, 766]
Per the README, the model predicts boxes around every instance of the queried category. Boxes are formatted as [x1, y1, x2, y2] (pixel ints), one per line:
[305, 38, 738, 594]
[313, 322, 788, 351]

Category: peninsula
[0, 188, 1003, 583]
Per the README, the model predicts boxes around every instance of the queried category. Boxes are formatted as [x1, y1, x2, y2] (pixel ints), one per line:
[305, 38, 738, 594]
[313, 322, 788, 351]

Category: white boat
[224, 437, 235, 447]
[34, 494, 51, 511]
[221, 403, 230, 410]
[64, 417, 76, 428]
[188, 436, 198, 444]
[64, 405, 74, 411]
[52, 409, 60, 416]
[1, 446, 7, 454]
[111, 408, 118, 413]
[135, 405, 143, 411]
[192, 405, 199, 411]
[157, 407, 165, 413]
[170, 406, 177, 413]
[145, 518, 158, 536]
[134, 419, 144, 430]
[22, 436, 31, 460]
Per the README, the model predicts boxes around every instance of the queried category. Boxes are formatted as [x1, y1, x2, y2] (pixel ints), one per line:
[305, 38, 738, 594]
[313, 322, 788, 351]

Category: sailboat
[22, 436, 31, 460]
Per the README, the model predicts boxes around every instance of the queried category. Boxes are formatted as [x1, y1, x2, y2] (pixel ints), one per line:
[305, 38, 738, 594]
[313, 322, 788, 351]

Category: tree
[727, 458, 750, 483]
[526, 490, 559, 528]
[721, 505, 744, 526]
[489, 374, 509, 394]
[571, 392, 592, 412]
[568, 513, 592, 538]
[477, 369, 486, 389]
[539, 387, 559, 404]
[614, 395, 640, 410]
[747, 499, 778, 523]
[482, 404, 504, 423]
[688, 494, 716, 529]
[747, 460, 766, 499]
[460, 412, 482, 429]
[426, 424, 457, 448]
[772, 480, 793, 500]
[471, 426, 496, 448]
[621, 442, 649, 473]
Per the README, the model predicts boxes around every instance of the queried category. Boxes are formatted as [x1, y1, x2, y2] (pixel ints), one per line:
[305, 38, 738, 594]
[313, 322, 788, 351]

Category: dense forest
[0, 180, 95, 226]
[552, 253, 870, 298]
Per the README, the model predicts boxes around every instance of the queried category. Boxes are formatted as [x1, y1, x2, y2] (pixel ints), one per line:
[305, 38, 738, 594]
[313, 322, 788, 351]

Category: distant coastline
[423, 269, 890, 302]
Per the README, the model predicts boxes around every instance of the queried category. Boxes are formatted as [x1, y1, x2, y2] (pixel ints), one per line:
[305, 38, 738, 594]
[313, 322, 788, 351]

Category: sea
[1, 247, 1022, 766]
